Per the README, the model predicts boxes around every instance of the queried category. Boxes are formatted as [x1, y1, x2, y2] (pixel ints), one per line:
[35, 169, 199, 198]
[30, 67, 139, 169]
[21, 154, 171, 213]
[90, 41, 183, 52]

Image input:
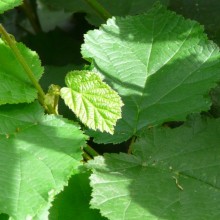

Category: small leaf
[87, 116, 220, 220]
[0, 0, 22, 14]
[0, 39, 43, 104]
[60, 71, 123, 134]
[0, 102, 87, 219]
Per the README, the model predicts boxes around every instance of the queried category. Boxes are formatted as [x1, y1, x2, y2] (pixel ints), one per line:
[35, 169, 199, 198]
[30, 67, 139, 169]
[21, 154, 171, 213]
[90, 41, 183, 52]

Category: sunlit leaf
[87, 116, 220, 219]
[0, 102, 87, 219]
[0, 0, 22, 14]
[82, 5, 220, 143]
[61, 71, 123, 134]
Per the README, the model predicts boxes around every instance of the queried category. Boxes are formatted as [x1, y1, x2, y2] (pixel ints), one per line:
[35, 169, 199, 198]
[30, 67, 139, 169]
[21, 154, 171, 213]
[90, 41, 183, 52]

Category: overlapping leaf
[0, 102, 87, 219]
[49, 172, 106, 220]
[82, 5, 220, 143]
[0, 39, 43, 104]
[39, 0, 169, 26]
[0, 0, 22, 14]
[87, 116, 220, 219]
[60, 71, 123, 134]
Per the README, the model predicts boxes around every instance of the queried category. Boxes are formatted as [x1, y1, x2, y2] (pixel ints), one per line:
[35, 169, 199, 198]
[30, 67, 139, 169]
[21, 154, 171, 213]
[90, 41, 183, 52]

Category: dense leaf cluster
[0, 1, 220, 220]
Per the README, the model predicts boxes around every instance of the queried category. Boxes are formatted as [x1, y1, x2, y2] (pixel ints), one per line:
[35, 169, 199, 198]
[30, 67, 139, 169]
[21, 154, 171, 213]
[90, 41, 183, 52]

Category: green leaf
[49, 171, 106, 220]
[87, 116, 220, 220]
[82, 5, 220, 143]
[169, 0, 220, 44]
[0, 214, 8, 220]
[0, 102, 87, 219]
[0, 39, 43, 104]
[39, 0, 169, 26]
[60, 71, 123, 134]
[210, 84, 220, 117]
[0, 0, 22, 14]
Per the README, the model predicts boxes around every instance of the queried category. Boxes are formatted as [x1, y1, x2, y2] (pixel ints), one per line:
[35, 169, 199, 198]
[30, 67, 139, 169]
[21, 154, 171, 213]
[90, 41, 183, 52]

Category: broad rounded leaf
[60, 71, 123, 134]
[39, 0, 169, 26]
[0, 0, 22, 14]
[82, 5, 220, 143]
[0, 39, 43, 104]
[0, 102, 87, 219]
[87, 116, 220, 219]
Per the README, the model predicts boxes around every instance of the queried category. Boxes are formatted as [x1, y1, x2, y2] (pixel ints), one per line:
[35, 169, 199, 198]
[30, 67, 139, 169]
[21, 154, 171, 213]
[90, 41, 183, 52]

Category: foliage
[38, 0, 169, 26]
[60, 71, 123, 134]
[0, 39, 43, 104]
[87, 116, 220, 219]
[0, 0, 22, 14]
[82, 6, 220, 143]
[0, 0, 220, 220]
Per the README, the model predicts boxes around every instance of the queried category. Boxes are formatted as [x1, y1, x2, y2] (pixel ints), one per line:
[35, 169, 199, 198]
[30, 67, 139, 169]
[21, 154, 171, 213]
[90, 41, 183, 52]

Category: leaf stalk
[83, 0, 111, 21]
[21, 0, 42, 34]
[0, 24, 56, 114]
[84, 145, 99, 158]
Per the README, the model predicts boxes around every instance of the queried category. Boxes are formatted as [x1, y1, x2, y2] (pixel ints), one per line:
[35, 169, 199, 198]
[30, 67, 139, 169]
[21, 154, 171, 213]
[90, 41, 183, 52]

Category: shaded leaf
[61, 71, 123, 134]
[169, 0, 220, 44]
[0, 39, 43, 104]
[210, 84, 220, 117]
[39, 0, 169, 26]
[0, 102, 87, 219]
[37, 1, 72, 32]
[87, 116, 220, 219]
[49, 171, 106, 220]
[0, 214, 8, 220]
[22, 29, 83, 66]
[82, 5, 220, 143]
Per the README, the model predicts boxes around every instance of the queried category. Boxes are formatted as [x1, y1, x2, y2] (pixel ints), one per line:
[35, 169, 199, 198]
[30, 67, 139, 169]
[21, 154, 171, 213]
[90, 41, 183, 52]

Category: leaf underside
[82, 5, 220, 143]
[88, 116, 220, 220]
[61, 71, 123, 134]
[0, 102, 87, 219]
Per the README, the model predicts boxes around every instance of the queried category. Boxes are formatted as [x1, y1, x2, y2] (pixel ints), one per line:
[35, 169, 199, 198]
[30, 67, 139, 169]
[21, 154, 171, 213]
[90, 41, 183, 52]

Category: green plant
[1, 1, 220, 220]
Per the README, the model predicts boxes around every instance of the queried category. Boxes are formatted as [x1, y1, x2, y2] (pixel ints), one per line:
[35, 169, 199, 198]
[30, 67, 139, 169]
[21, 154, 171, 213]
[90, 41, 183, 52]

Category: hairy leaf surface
[39, 0, 169, 26]
[87, 116, 220, 219]
[61, 71, 123, 134]
[0, 39, 43, 104]
[0, 102, 87, 219]
[0, 0, 22, 14]
[82, 5, 220, 143]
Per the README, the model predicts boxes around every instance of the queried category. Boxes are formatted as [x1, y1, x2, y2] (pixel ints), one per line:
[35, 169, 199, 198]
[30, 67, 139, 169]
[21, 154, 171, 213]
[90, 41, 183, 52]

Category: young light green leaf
[0, 39, 43, 104]
[82, 5, 220, 144]
[87, 116, 220, 220]
[0, 0, 23, 14]
[0, 102, 87, 219]
[60, 71, 123, 134]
